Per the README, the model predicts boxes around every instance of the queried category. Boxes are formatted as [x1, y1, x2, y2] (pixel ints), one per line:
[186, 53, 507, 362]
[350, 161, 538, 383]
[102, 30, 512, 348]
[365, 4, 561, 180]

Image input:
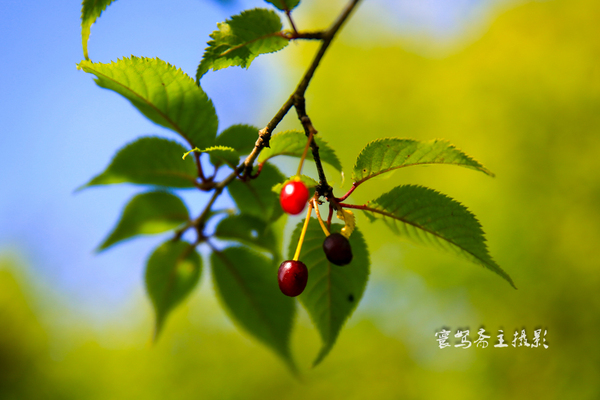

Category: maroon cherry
[323, 233, 353, 266]
[278, 260, 308, 297]
[280, 180, 309, 215]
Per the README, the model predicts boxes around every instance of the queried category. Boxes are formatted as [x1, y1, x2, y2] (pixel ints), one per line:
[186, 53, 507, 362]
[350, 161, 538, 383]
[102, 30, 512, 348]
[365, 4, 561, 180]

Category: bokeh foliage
[2, 0, 600, 397]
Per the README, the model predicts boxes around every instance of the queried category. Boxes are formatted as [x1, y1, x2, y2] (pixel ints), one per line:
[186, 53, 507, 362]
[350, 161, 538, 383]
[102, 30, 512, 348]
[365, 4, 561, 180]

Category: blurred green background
[2, 0, 599, 398]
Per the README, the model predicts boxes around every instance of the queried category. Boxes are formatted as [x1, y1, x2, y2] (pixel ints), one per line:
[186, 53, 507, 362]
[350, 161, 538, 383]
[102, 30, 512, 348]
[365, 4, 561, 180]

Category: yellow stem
[293, 202, 314, 261]
[313, 199, 330, 237]
[296, 129, 314, 177]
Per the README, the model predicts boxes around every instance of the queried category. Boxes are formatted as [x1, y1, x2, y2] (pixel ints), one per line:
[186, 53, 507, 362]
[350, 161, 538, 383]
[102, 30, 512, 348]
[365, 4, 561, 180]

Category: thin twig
[286, 10, 298, 34]
[194, 151, 206, 183]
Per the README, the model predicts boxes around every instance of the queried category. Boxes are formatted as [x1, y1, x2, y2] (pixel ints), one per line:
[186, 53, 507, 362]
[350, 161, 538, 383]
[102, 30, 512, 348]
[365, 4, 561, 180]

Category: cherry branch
[293, 94, 331, 197]
[176, 0, 362, 242]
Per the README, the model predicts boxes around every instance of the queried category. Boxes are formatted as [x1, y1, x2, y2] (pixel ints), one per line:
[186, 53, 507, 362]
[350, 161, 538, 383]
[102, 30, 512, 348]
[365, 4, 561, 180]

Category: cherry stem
[327, 204, 333, 230]
[312, 199, 330, 237]
[293, 202, 314, 261]
[296, 128, 314, 177]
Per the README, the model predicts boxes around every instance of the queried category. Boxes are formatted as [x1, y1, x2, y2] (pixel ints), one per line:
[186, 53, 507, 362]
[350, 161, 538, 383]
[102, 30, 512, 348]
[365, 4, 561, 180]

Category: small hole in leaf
[250, 230, 258, 238]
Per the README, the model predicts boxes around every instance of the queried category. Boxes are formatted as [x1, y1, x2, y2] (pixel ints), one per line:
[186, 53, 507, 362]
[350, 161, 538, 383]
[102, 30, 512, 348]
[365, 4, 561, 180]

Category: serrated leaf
[81, 0, 117, 60]
[271, 175, 318, 194]
[352, 138, 494, 184]
[211, 247, 296, 372]
[98, 191, 189, 251]
[215, 124, 260, 155]
[364, 184, 515, 288]
[264, 0, 300, 11]
[196, 8, 289, 80]
[81, 137, 198, 189]
[227, 162, 285, 222]
[79, 57, 218, 149]
[215, 214, 282, 257]
[211, 124, 259, 167]
[201, 146, 240, 168]
[146, 240, 202, 339]
[289, 220, 370, 366]
[258, 130, 343, 173]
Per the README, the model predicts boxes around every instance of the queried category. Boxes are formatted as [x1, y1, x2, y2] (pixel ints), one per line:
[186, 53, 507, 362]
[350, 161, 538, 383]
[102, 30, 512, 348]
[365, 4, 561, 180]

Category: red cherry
[279, 180, 309, 215]
[323, 233, 353, 266]
[278, 260, 308, 297]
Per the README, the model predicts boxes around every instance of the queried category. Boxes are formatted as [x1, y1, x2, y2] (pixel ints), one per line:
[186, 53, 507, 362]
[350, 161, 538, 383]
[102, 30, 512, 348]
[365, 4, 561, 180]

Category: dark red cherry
[323, 233, 353, 266]
[278, 260, 308, 297]
[280, 181, 309, 215]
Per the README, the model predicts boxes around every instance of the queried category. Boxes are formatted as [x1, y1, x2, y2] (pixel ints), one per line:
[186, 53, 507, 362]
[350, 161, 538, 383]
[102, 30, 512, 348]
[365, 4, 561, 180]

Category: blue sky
[0, 0, 500, 320]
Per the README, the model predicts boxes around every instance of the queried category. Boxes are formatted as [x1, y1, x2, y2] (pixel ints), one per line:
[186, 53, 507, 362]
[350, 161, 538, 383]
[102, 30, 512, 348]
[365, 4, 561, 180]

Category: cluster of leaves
[78, 0, 513, 371]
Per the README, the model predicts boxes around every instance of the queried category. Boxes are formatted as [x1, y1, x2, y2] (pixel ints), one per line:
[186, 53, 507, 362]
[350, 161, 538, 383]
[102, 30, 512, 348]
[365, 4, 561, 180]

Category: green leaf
[364, 185, 515, 288]
[258, 130, 343, 173]
[271, 175, 318, 194]
[211, 247, 296, 372]
[352, 138, 494, 184]
[98, 191, 189, 251]
[210, 124, 259, 167]
[146, 240, 202, 339]
[215, 124, 259, 156]
[215, 214, 283, 257]
[78, 57, 218, 149]
[81, 0, 117, 60]
[200, 146, 240, 168]
[80, 136, 198, 189]
[289, 220, 370, 366]
[196, 8, 289, 80]
[264, 0, 300, 11]
[227, 162, 285, 222]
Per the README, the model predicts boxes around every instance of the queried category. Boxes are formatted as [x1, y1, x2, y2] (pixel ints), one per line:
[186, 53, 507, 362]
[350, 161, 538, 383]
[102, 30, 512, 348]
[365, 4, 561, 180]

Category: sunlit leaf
[364, 184, 515, 288]
[264, 0, 300, 11]
[211, 247, 296, 372]
[98, 191, 189, 251]
[78, 57, 218, 149]
[258, 130, 343, 173]
[289, 220, 369, 366]
[215, 124, 259, 155]
[81, 137, 198, 189]
[227, 162, 285, 221]
[146, 240, 202, 339]
[196, 8, 289, 80]
[353, 138, 494, 184]
[81, 0, 117, 60]
[201, 146, 240, 168]
[210, 124, 259, 167]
